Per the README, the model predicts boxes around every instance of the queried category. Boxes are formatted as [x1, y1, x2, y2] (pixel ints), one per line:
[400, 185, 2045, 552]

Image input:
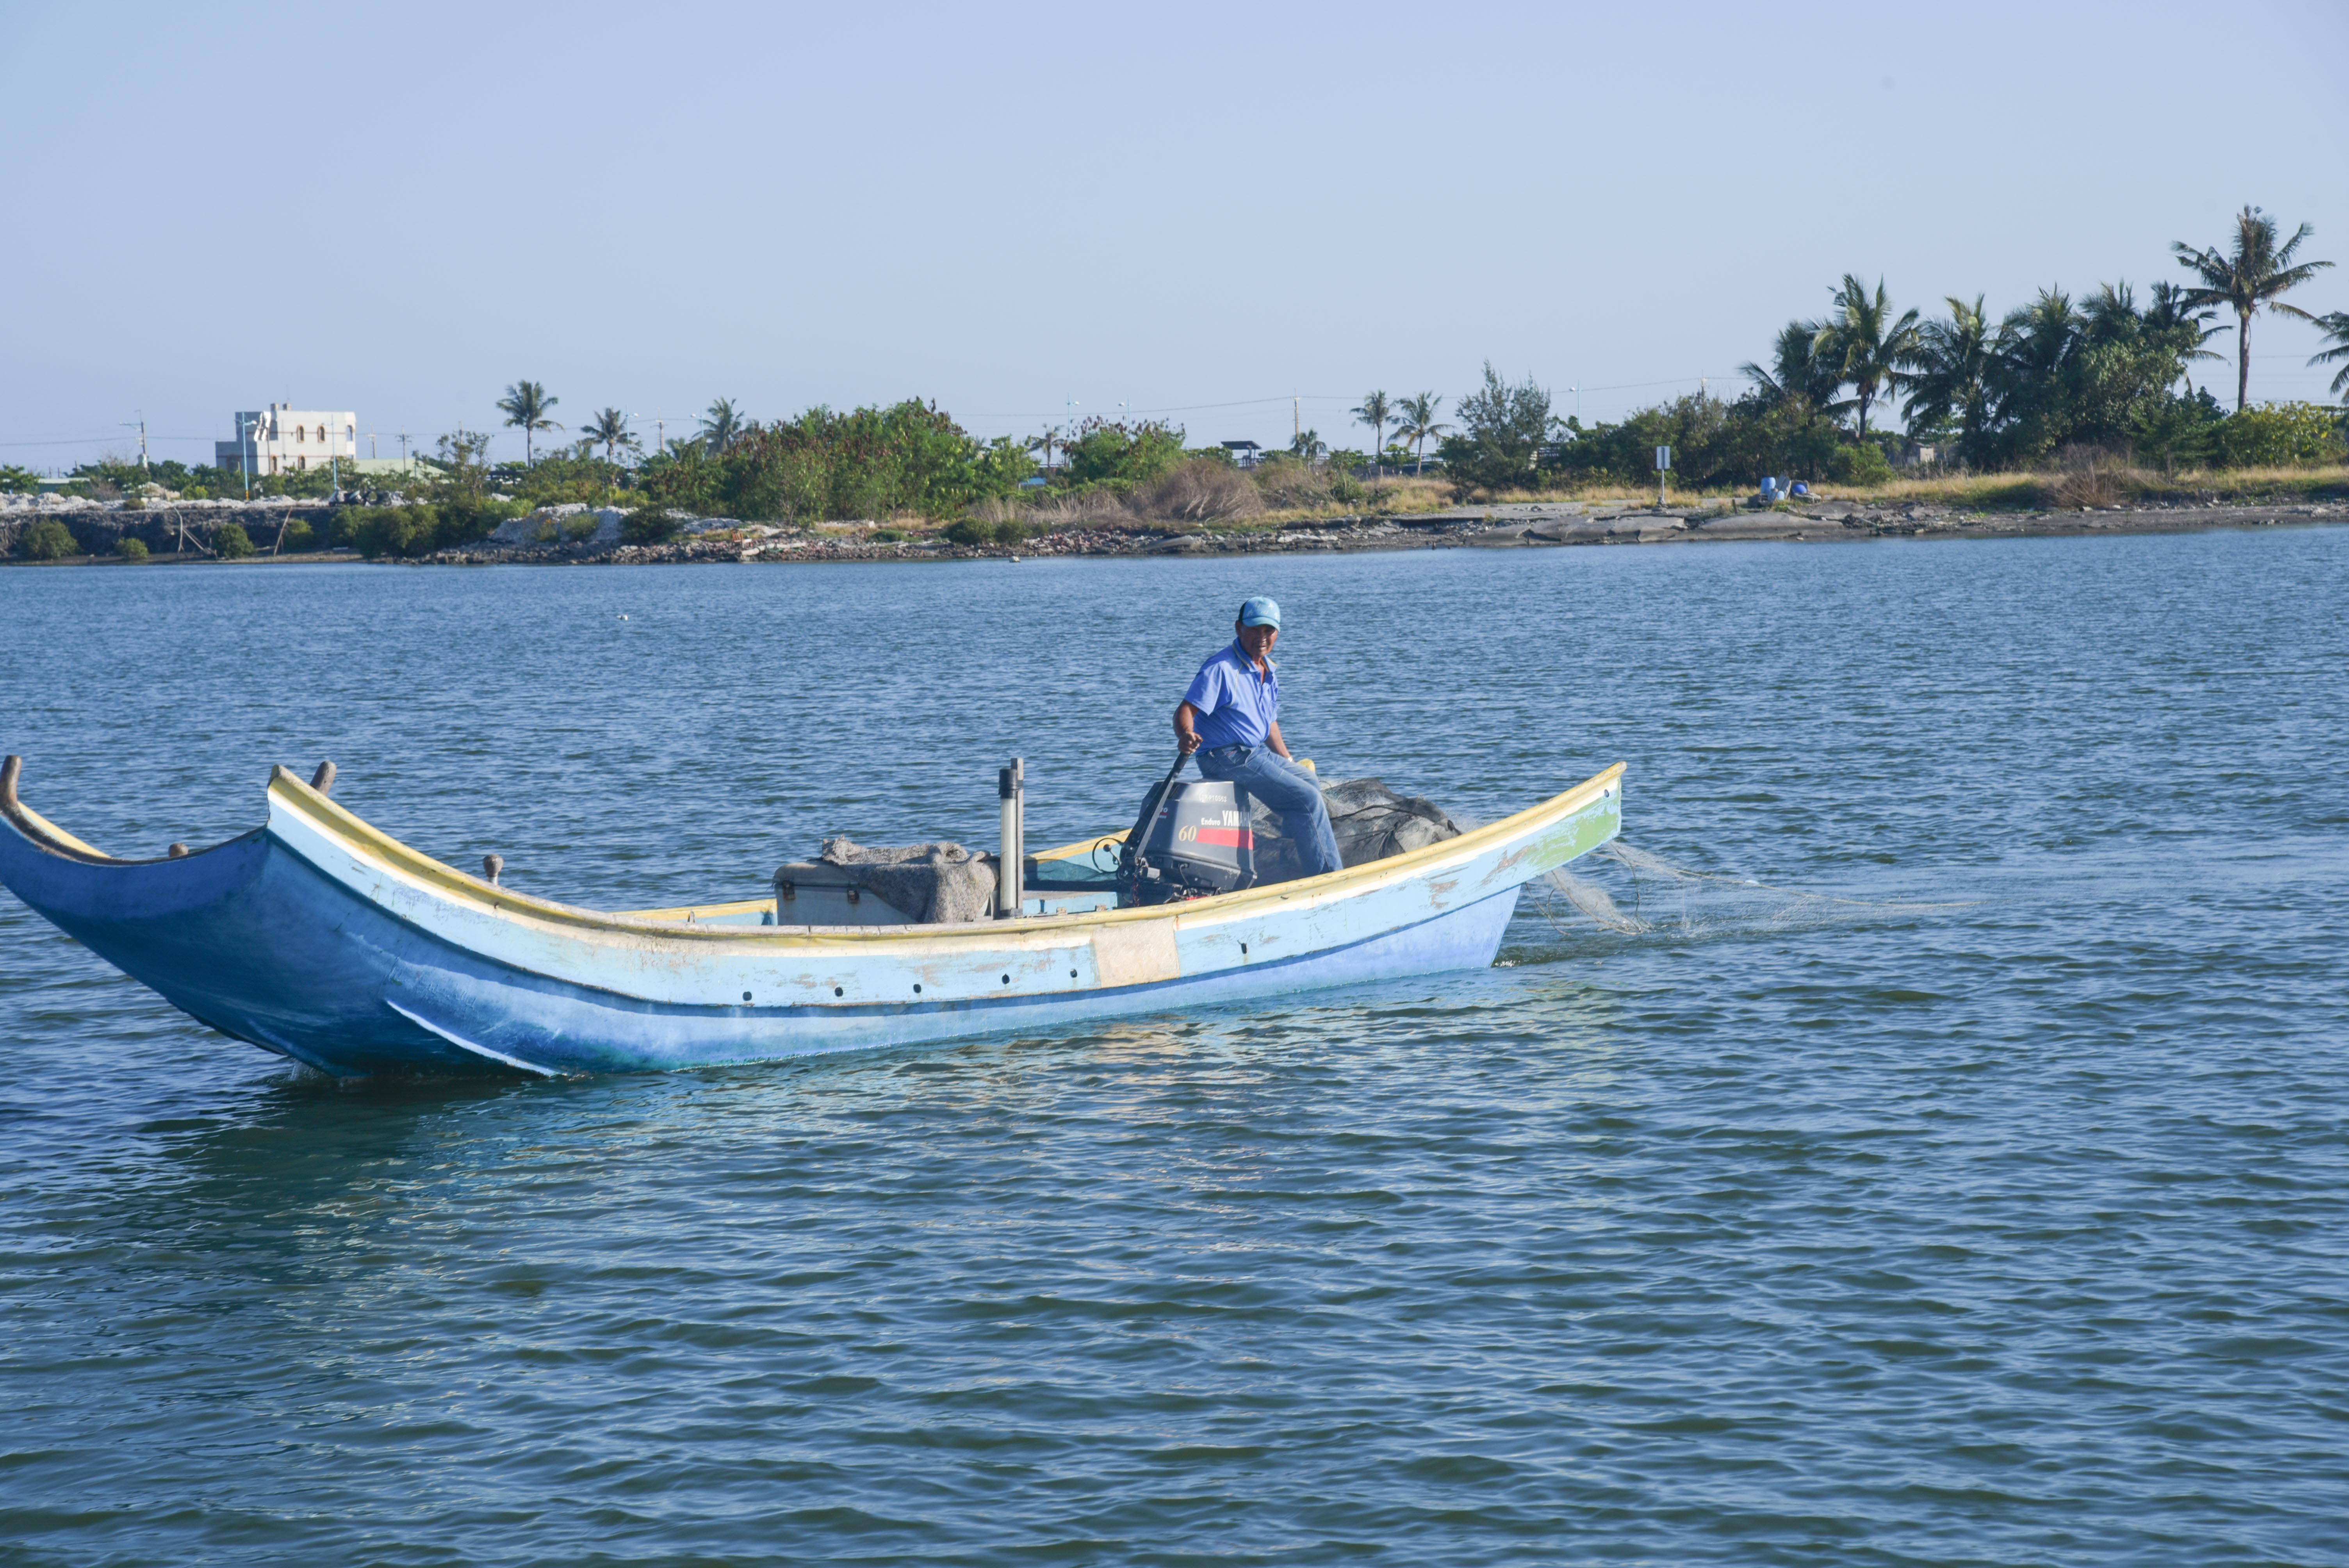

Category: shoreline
[4, 498, 2342, 569]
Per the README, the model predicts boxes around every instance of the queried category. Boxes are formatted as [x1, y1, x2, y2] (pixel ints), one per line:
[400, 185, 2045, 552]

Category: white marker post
[1655, 445, 1672, 508]
[997, 758, 1024, 918]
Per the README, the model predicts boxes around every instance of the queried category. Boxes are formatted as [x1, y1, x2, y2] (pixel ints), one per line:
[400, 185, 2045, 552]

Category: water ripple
[2, 529, 2347, 1563]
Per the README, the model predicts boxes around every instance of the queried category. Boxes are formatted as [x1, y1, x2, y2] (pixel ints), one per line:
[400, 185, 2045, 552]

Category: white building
[216, 404, 357, 476]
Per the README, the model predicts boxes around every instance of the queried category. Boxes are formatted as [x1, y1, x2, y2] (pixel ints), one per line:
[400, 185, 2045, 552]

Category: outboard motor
[1116, 756, 1256, 905]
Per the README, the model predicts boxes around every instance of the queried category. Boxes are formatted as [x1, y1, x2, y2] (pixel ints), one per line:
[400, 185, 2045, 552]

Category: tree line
[1405, 205, 2347, 495]
[16, 205, 2346, 549]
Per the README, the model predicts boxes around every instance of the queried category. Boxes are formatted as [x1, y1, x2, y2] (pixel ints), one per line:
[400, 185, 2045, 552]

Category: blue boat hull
[0, 756, 1622, 1077]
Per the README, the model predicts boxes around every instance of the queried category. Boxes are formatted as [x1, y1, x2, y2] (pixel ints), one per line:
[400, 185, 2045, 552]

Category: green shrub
[18, 519, 75, 559]
[214, 523, 255, 559]
[346, 506, 430, 559]
[115, 536, 150, 562]
[1062, 418, 1186, 489]
[991, 519, 1031, 545]
[1438, 363, 1553, 495]
[620, 507, 681, 546]
[280, 520, 315, 552]
[870, 528, 906, 543]
[183, 485, 210, 500]
[941, 518, 993, 545]
[1827, 442, 1895, 486]
[2214, 401, 2348, 468]
[338, 497, 520, 558]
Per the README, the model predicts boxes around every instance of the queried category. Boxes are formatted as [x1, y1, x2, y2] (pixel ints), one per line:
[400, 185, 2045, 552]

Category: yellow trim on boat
[1032, 830, 1127, 861]
[619, 896, 775, 923]
[11, 801, 112, 861]
[264, 761, 1625, 947]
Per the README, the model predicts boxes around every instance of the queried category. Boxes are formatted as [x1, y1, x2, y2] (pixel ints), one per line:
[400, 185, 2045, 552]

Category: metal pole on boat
[997, 758, 1023, 918]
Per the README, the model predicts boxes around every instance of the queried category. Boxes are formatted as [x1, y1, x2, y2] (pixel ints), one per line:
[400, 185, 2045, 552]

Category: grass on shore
[1327, 463, 2349, 522]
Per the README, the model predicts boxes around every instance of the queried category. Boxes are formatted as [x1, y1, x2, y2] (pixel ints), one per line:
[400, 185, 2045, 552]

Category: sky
[4, 0, 2345, 471]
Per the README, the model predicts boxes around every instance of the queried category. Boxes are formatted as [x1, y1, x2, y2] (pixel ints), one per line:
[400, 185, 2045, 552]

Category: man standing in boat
[1173, 597, 1344, 878]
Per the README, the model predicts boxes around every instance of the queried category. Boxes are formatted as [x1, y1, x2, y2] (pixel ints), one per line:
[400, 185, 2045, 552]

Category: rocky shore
[5, 490, 2342, 567]
[421, 497, 2348, 565]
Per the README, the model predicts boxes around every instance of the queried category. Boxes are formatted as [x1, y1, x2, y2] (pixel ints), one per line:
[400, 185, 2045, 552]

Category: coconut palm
[699, 397, 745, 454]
[495, 380, 562, 465]
[2079, 280, 2143, 342]
[1811, 275, 1922, 438]
[1351, 391, 1394, 474]
[1392, 392, 1448, 475]
[1981, 287, 2084, 455]
[2143, 280, 2224, 394]
[1740, 320, 1841, 409]
[2305, 312, 2349, 399]
[2172, 207, 2333, 411]
[583, 407, 639, 465]
[1900, 296, 1996, 463]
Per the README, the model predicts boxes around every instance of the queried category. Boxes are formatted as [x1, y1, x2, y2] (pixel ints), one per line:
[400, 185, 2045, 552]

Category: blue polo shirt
[1183, 641, 1279, 750]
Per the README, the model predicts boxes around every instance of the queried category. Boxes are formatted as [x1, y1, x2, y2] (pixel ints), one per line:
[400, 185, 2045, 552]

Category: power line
[0, 434, 223, 448]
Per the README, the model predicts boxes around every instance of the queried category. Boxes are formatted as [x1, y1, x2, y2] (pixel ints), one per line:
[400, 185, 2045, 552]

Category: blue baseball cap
[1238, 596, 1281, 628]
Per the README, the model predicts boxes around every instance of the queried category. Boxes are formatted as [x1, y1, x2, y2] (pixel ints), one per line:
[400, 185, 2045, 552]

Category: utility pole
[368, 431, 378, 458]
[121, 415, 148, 470]
[1293, 394, 1300, 449]
[237, 413, 252, 499]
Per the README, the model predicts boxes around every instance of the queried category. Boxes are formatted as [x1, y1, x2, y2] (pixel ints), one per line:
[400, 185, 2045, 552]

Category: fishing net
[1531, 841, 1975, 940]
[1249, 778, 1464, 882]
[816, 838, 998, 924]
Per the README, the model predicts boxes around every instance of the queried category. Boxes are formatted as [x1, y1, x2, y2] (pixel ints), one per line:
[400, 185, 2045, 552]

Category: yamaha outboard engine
[1117, 757, 1256, 906]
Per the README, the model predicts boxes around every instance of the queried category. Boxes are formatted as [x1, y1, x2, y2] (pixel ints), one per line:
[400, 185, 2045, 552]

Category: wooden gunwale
[264, 761, 1627, 947]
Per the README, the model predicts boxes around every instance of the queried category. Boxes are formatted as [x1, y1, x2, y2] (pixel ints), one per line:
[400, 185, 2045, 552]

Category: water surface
[3, 529, 2345, 1564]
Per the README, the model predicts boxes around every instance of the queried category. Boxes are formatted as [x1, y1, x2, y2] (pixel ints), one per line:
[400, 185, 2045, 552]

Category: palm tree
[1900, 296, 1996, 464]
[1984, 287, 2083, 454]
[1811, 275, 1922, 439]
[699, 397, 744, 454]
[2172, 207, 2333, 411]
[1351, 390, 1394, 473]
[2311, 312, 2349, 399]
[2143, 280, 2223, 394]
[583, 407, 639, 465]
[495, 381, 562, 465]
[1392, 392, 1448, 475]
[1740, 319, 1841, 408]
[2080, 280, 2141, 342]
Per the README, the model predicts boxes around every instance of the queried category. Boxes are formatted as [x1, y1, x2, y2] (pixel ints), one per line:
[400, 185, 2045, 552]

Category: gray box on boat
[771, 861, 932, 926]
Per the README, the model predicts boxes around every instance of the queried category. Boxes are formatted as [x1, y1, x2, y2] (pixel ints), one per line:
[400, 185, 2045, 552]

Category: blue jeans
[1197, 745, 1343, 878]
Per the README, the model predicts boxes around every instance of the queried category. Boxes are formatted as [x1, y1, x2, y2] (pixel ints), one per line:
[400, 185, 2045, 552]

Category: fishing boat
[0, 753, 1624, 1077]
